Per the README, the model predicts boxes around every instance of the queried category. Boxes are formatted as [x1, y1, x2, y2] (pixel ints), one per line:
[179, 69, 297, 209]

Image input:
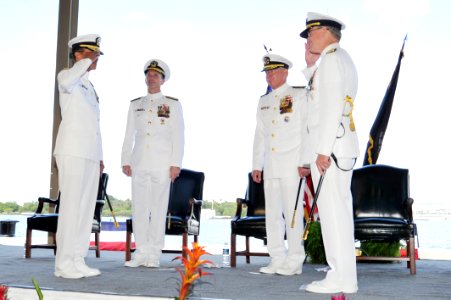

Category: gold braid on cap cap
[306, 22, 321, 29]
[263, 63, 287, 71]
[146, 61, 165, 76]
[79, 44, 101, 53]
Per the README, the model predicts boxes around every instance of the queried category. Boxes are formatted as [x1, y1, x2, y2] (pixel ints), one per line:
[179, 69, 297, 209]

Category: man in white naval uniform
[252, 54, 308, 276]
[121, 59, 184, 268]
[53, 34, 104, 279]
[299, 12, 359, 294]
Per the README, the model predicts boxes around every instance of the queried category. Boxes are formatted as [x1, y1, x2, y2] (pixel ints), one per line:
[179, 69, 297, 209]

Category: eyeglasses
[307, 26, 323, 37]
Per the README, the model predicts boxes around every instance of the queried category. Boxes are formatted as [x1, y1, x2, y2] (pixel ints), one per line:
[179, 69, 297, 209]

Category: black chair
[351, 164, 417, 274]
[25, 173, 108, 258]
[125, 169, 204, 261]
[230, 172, 268, 267]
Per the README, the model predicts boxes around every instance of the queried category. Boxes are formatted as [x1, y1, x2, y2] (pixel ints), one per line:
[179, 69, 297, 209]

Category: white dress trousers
[131, 169, 171, 260]
[55, 156, 99, 273]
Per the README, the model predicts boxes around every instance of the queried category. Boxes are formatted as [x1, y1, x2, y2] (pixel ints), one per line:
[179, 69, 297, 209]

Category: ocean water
[1, 215, 450, 255]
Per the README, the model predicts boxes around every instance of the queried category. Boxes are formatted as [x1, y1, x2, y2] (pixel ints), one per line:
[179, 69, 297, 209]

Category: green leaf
[32, 277, 44, 300]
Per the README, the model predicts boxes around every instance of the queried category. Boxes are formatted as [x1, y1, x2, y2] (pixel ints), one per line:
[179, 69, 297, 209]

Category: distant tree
[101, 195, 132, 217]
[0, 202, 20, 213]
[20, 202, 40, 213]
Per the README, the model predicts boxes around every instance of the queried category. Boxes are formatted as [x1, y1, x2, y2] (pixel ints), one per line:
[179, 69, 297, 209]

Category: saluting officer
[252, 54, 307, 276]
[53, 34, 104, 279]
[299, 12, 359, 294]
[121, 59, 184, 268]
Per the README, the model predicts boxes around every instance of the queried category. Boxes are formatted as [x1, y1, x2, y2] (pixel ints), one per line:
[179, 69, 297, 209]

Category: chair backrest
[351, 164, 409, 220]
[97, 173, 109, 201]
[245, 172, 266, 216]
[94, 173, 108, 223]
[168, 169, 205, 219]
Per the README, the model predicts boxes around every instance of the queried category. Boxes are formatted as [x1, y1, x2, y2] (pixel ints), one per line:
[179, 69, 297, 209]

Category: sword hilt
[303, 218, 312, 240]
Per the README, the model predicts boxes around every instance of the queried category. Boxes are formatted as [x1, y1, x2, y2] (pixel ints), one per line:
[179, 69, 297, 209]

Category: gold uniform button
[271, 133, 275, 138]
[272, 147, 275, 152]
[272, 120, 275, 124]
[148, 121, 152, 124]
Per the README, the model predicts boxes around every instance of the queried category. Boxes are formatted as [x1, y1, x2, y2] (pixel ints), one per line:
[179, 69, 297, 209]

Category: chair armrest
[406, 197, 414, 222]
[94, 200, 105, 222]
[36, 197, 59, 213]
[233, 197, 247, 219]
[192, 198, 203, 207]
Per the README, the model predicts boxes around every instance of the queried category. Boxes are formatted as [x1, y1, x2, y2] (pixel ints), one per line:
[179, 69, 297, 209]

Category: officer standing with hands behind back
[252, 54, 308, 276]
[121, 59, 184, 268]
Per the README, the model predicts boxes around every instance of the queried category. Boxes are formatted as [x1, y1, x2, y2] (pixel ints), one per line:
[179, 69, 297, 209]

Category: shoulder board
[130, 97, 141, 102]
[261, 86, 272, 97]
[166, 96, 179, 101]
[292, 86, 306, 89]
[326, 48, 337, 55]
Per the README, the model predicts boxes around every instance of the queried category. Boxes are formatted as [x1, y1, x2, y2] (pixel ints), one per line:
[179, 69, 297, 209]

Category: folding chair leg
[231, 233, 237, 267]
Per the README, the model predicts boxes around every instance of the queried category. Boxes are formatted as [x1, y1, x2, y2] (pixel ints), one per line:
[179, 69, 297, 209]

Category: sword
[290, 177, 304, 228]
[102, 178, 119, 229]
[303, 174, 325, 240]
[167, 182, 174, 230]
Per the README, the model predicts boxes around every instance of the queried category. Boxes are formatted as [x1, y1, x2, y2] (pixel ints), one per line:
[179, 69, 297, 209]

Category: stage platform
[1, 245, 450, 299]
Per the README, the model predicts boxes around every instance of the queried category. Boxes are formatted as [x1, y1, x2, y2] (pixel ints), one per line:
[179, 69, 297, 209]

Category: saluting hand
[305, 40, 320, 67]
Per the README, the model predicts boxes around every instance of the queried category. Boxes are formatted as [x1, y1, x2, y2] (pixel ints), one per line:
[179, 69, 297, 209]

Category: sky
[0, 0, 450, 211]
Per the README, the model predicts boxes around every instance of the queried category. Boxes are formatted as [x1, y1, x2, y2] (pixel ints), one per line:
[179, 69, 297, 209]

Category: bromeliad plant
[0, 285, 9, 300]
[173, 242, 213, 300]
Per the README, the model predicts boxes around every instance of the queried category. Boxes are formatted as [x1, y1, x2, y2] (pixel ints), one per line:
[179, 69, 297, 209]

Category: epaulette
[166, 96, 179, 101]
[326, 48, 337, 54]
[130, 97, 141, 102]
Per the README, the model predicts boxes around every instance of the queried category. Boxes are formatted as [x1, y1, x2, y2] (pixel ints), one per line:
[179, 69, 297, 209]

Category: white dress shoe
[259, 259, 284, 274]
[75, 263, 101, 277]
[124, 256, 147, 268]
[276, 264, 302, 276]
[306, 280, 358, 294]
[145, 259, 160, 268]
[54, 269, 84, 279]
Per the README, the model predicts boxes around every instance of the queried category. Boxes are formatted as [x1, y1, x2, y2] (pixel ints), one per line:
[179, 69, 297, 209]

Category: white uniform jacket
[53, 58, 103, 162]
[300, 43, 359, 165]
[121, 92, 184, 171]
[253, 84, 307, 179]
